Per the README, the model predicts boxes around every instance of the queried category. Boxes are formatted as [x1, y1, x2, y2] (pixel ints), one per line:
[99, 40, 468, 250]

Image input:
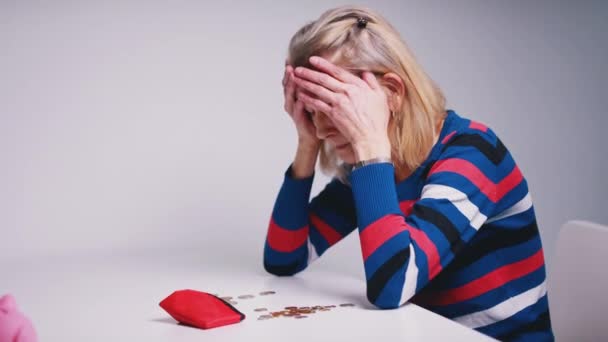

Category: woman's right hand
[283, 65, 320, 148]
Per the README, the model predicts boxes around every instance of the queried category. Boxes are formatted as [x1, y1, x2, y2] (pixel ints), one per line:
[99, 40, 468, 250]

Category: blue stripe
[350, 163, 402, 229]
[309, 224, 330, 256]
[431, 265, 546, 318]
[442, 236, 542, 288]
[374, 259, 408, 308]
[488, 206, 536, 229]
[272, 167, 314, 229]
[364, 229, 411, 280]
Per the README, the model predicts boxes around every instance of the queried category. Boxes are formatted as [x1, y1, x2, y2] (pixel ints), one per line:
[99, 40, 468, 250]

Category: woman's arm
[263, 147, 357, 276]
[351, 139, 502, 309]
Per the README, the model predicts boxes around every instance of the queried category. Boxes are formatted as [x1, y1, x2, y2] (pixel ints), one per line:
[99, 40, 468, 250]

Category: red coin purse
[159, 289, 245, 329]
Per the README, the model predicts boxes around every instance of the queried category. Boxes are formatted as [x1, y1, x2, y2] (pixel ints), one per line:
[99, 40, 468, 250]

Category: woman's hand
[293, 56, 392, 162]
[283, 64, 320, 149]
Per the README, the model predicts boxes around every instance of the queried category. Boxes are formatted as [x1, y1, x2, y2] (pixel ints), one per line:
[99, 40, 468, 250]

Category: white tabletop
[1, 250, 495, 341]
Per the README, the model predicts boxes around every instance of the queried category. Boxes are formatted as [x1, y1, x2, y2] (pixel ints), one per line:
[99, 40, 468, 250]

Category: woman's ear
[380, 72, 406, 111]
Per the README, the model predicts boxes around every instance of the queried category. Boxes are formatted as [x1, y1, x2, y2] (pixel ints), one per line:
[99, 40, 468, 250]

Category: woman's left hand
[293, 56, 392, 162]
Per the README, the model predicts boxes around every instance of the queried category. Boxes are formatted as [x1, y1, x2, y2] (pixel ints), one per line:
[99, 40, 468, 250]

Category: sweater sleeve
[350, 140, 499, 309]
[263, 164, 357, 276]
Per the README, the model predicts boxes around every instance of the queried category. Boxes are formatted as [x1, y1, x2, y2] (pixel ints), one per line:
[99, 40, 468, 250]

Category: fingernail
[295, 67, 303, 74]
[309, 56, 319, 64]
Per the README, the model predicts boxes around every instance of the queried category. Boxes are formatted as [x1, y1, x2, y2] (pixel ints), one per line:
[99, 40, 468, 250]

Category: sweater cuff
[271, 164, 315, 229]
[349, 162, 402, 229]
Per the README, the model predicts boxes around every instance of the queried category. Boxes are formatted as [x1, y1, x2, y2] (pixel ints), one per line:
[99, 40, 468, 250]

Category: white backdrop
[1, 0, 607, 274]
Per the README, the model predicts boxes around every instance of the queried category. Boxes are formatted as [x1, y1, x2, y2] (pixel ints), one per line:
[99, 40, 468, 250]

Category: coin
[228, 301, 238, 305]
[339, 303, 355, 307]
[237, 294, 255, 299]
[220, 296, 233, 301]
[259, 291, 276, 296]
[285, 306, 297, 310]
[294, 315, 308, 319]
[254, 308, 268, 312]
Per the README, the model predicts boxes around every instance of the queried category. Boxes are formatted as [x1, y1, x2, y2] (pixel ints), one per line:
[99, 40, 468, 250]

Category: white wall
[1, 0, 606, 270]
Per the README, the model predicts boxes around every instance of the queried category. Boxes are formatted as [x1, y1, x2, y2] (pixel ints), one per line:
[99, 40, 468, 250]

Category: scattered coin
[294, 315, 308, 319]
[254, 308, 268, 312]
[228, 301, 238, 305]
[220, 296, 233, 301]
[339, 303, 356, 307]
[237, 294, 255, 299]
[259, 291, 276, 296]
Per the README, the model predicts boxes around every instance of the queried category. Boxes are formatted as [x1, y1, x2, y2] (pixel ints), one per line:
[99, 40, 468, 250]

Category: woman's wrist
[291, 141, 320, 179]
[352, 138, 391, 162]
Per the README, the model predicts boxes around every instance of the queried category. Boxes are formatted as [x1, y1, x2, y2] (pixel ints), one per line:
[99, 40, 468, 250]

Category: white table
[1, 250, 495, 341]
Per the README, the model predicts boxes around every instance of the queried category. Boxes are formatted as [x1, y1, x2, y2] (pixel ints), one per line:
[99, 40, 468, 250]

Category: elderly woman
[263, 5, 553, 341]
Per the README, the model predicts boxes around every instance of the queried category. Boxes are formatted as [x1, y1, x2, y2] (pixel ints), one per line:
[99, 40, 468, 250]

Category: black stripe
[367, 248, 410, 303]
[311, 180, 357, 227]
[444, 221, 539, 272]
[264, 260, 301, 276]
[441, 134, 507, 165]
[411, 204, 466, 257]
[497, 309, 552, 341]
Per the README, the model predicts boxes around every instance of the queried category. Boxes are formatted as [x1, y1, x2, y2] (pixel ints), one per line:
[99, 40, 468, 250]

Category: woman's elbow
[263, 260, 305, 277]
[366, 289, 403, 310]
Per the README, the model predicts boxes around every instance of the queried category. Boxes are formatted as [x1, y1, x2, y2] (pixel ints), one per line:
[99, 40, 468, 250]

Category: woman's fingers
[292, 74, 338, 105]
[361, 71, 381, 90]
[309, 56, 368, 88]
[282, 67, 287, 87]
[296, 91, 332, 115]
[294, 66, 346, 93]
[284, 70, 296, 114]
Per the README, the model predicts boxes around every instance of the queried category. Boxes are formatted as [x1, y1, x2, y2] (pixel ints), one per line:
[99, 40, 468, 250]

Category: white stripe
[306, 238, 319, 265]
[421, 184, 488, 230]
[453, 280, 547, 329]
[486, 193, 533, 224]
[399, 244, 419, 305]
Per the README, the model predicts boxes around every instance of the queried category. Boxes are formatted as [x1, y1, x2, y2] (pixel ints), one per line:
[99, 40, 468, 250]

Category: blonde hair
[286, 5, 447, 182]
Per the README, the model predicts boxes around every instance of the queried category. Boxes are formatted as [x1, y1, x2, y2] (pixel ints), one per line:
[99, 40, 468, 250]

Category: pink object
[0, 294, 37, 342]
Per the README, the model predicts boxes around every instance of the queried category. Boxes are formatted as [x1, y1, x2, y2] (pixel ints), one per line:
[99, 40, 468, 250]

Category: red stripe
[496, 165, 523, 200]
[309, 213, 342, 246]
[359, 215, 407, 261]
[426, 249, 545, 306]
[405, 224, 443, 279]
[442, 131, 457, 144]
[359, 215, 443, 279]
[429, 158, 523, 203]
[399, 200, 416, 216]
[266, 218, 308, 253]
[469, 121, 488, 132]
[429, 158, 496, 201]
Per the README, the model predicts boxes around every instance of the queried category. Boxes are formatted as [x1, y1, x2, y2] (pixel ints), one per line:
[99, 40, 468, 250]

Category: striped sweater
[263, 109, 554, 341]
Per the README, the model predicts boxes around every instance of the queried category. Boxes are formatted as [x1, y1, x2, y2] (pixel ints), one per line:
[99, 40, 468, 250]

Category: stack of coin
[257, 303, 355, 321]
